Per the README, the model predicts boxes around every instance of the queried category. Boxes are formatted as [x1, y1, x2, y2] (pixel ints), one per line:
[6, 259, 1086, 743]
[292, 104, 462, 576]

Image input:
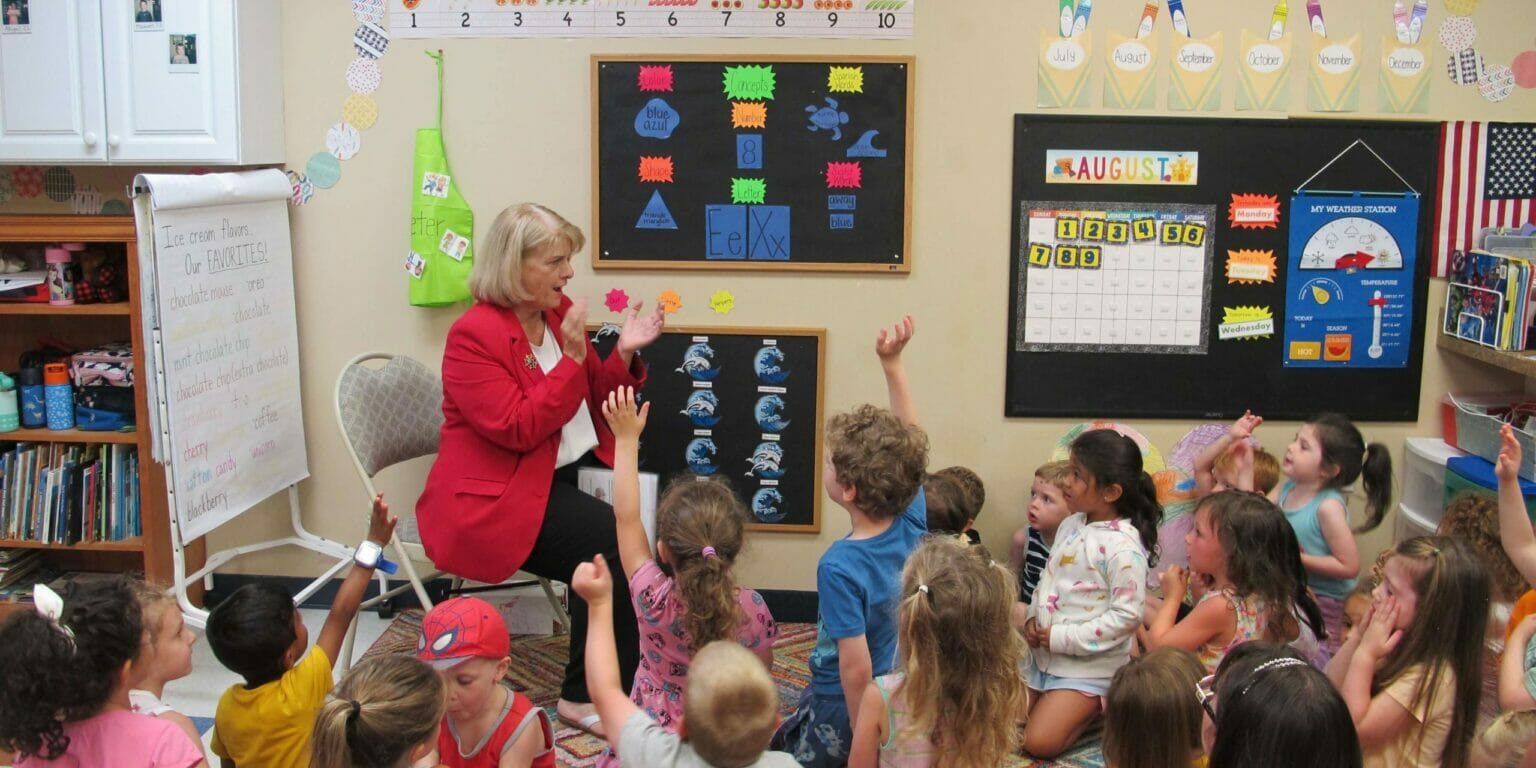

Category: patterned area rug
[363, 611, 1104, 767]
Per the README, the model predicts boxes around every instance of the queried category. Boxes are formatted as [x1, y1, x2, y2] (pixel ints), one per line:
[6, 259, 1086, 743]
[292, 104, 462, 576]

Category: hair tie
[916, 584, 930, 601]
[701, 546, 717, 559]
[33, 584, 75, 649]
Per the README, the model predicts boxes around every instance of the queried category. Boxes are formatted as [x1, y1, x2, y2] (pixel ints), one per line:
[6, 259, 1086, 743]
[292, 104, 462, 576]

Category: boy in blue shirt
[773, 316, 929, 768]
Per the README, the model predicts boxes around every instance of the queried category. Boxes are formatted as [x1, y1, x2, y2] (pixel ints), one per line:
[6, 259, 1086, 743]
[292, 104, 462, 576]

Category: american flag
[1432, 121, 1536, 277]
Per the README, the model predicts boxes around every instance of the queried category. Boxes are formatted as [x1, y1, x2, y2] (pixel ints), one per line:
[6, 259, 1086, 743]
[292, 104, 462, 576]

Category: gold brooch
[524, 354, 538, 370]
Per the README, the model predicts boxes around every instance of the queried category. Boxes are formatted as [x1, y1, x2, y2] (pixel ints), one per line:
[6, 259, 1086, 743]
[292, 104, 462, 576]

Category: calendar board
[1006, 115, 1436, 421]
[391, 0, 914, 39]
[589, 324, 825, 533]
[1018, 203, 1215, 354]
[593, 56, 913, 273]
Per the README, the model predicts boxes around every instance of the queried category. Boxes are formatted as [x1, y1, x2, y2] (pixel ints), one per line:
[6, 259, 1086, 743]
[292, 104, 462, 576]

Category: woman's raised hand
[560, 297, 590, 364]
[617, 300, 665, 356]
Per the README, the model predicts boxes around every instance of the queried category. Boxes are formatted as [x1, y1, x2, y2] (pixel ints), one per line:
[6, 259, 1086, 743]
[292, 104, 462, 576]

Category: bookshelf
[0, 215, 204, 618]
[1436, 333, 1536, 379]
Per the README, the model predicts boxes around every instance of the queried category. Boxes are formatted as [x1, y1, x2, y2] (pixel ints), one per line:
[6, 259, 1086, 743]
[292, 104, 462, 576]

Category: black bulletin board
[590, 325, 825, 533]
[1006, 116, 1436, 421]
[592, 55, 913, 273]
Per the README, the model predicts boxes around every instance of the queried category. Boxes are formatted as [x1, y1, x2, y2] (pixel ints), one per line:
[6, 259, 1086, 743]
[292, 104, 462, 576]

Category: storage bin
[1441, 393, 1536, 482]
[1445, 454, 1536, 524]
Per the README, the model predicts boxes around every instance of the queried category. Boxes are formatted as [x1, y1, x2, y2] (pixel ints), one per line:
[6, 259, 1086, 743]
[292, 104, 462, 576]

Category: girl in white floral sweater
[1021, 429, 1159, 759]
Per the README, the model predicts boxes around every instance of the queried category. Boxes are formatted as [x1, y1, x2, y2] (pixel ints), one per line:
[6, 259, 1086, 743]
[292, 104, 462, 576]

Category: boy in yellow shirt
[206, 495, 396, 768]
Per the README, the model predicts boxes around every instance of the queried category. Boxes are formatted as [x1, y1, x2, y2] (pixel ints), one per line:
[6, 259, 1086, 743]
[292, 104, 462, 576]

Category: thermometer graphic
[1368, 291, 1387, 359]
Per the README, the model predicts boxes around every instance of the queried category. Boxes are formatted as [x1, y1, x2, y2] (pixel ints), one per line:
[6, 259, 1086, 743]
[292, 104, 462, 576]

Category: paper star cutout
[604, 288, 630, 313]
[658, 290, 683, 315]
[709, 289, 736, 315]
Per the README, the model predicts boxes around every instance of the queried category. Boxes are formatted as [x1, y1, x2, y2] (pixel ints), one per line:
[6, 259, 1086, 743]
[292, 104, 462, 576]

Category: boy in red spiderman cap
[418, 597, 557, 768]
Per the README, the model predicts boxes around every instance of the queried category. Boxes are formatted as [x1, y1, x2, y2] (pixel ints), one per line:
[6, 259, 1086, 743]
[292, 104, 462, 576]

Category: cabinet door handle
[83, 132, 99, 146]
[107, 134, 121, 148]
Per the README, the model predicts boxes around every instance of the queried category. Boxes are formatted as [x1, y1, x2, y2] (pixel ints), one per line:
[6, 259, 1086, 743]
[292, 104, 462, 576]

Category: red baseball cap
[417, 597, 511, 669]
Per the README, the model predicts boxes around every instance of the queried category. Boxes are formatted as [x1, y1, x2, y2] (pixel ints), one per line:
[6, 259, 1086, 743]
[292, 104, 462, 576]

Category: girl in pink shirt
[597, 388, 778, 764]
[0, 578, 206, 768]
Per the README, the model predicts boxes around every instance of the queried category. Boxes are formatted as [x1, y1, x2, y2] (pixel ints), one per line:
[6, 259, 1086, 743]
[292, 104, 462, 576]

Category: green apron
[409, 51, 475, 307]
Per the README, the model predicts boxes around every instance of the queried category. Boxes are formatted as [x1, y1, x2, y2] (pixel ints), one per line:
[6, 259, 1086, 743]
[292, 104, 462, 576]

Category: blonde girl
[598, 387, 777, 761]
[847, 535, 1027, 768]
[1328, 536, 1489, 768]
[311, 654, 446, 768]
[129, 582, 203, 754]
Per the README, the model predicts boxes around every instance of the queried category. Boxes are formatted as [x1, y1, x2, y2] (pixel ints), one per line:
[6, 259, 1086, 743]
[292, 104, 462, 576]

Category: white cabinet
[0, 0, 282, 165]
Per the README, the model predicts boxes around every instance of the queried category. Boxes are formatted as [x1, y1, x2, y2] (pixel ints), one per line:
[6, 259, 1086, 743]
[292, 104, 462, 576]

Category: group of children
[4, 314, 1536, 768]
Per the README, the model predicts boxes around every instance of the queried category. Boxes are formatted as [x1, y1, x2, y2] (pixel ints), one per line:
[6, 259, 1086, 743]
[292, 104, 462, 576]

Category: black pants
[516, 464, 639, 702]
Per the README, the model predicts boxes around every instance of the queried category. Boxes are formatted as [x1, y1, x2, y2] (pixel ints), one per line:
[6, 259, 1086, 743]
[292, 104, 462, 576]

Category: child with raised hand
[1011, 461, 1073, 609]
[1102, 647, 1206, 768]
[846, 536, 1027, 768]
[1020, 428, 1159, 759]
[1143, 490, 1304, 671]
[1494, 424, 1536, 712]
[1195, 411, 1264, 495]
[417, 596, 555, 768]
[0, 578, 207, 767]
[130, 582, 204, 755]
[206, 494, 396, 768]
[1270, 412, 1394, 663]
[595, 386, 776, 765]
[310, 654, 446, 768]
[573, 554, 797, 768]
[1328, 536, 1490, 768]
[774, 317, 931, 768]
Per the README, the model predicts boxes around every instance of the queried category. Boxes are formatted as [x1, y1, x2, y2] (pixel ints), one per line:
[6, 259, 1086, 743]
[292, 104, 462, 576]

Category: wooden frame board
[589, 323, 825, 533]
[591, 54, 914, 274]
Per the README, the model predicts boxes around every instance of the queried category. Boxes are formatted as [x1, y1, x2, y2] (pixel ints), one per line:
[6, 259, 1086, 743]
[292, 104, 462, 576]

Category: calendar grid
[1015, 201, 1216, 355]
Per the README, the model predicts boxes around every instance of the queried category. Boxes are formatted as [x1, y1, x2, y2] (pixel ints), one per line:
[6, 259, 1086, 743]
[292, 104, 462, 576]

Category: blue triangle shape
[636, 190, 678, 230]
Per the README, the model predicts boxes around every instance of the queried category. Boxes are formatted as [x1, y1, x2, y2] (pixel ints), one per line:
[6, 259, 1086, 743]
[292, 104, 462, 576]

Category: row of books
[0, 443, 141, 544]
[1444, 249, 1536, 351]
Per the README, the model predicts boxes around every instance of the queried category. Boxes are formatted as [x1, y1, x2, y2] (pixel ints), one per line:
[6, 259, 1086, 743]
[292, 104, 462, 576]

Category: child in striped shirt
[1012, 461, 1074, 609]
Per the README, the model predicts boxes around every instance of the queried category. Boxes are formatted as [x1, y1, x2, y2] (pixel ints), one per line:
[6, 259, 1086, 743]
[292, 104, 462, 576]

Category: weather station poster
[1282, 192, 1419, 368]
[589, 325, 824, 532]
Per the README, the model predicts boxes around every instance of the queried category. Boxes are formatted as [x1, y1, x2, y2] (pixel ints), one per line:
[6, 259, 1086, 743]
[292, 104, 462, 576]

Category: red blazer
[415, 296, 646, 583]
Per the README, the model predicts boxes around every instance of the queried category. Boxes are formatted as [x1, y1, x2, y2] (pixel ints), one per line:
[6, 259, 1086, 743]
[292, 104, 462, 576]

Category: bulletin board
[589, 324, 825, 533]
[1006, 115, 1436, 421]
[592, 55, 913, 273]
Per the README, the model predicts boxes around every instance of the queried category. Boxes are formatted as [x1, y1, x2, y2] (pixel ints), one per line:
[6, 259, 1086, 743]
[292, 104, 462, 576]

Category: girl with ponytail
[310, 654, 445, 768]
[1020, 428, 1158, 759]
[596, 387, 778, 765]
[847, 536, 1027, 768]
[1266, 411, 1395, 664]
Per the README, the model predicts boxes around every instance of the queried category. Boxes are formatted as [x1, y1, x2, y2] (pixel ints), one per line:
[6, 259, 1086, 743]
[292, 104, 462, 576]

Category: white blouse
[531, 324, 599, 468]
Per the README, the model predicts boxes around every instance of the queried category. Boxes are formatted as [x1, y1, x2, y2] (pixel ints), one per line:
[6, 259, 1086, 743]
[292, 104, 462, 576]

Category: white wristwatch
[354, 540, 398, 574]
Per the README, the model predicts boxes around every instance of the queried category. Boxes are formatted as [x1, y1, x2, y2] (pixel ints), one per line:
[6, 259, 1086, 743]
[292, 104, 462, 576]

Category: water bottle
[45, 245, 76, 306]
[43, 362, 74, 430]
[17, 367, 44, 428]
[0, 372, 16, 432]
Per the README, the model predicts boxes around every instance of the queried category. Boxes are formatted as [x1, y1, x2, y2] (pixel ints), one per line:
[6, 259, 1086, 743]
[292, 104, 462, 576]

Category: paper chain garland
[288, 3, 391, 205]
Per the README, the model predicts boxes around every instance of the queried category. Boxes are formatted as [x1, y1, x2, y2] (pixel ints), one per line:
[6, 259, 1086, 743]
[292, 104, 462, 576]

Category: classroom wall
[193, 0, 1536, 590]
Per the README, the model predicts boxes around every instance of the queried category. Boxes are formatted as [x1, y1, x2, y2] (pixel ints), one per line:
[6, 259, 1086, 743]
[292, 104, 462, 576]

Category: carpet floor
[362, 610, 1104, 767]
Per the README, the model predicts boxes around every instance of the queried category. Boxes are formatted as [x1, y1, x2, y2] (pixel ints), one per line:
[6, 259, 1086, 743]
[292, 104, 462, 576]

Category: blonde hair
[1473, 710, 1536, 768]
[311, 654, 445, 768]
[131, 580, 178, 648]
[656, 477, 747, 652]
[893, 536, 1026, 768]
[826, 404, 929, 520]
[1103, 648, 1206, 768]
[468, 203, 585, 307]
[1033, 460, 1072, 489]
[1212, 447, 1281, 494]
[683, 641, 779, 768]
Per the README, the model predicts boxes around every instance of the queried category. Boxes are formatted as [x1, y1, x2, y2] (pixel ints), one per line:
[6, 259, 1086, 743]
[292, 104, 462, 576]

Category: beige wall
[185, 1, 1536, 590]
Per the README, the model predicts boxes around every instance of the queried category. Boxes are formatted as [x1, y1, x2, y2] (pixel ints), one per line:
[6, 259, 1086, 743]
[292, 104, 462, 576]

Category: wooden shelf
[0, 536, 144, 552]
[0, 301, 131, 316]
[1, 427, 138, 445]
[1437, 333, 1536, 378]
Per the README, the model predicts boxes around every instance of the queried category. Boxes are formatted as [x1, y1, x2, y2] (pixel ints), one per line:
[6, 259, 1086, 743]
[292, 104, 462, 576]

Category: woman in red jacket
[416, 203, 662, 736]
